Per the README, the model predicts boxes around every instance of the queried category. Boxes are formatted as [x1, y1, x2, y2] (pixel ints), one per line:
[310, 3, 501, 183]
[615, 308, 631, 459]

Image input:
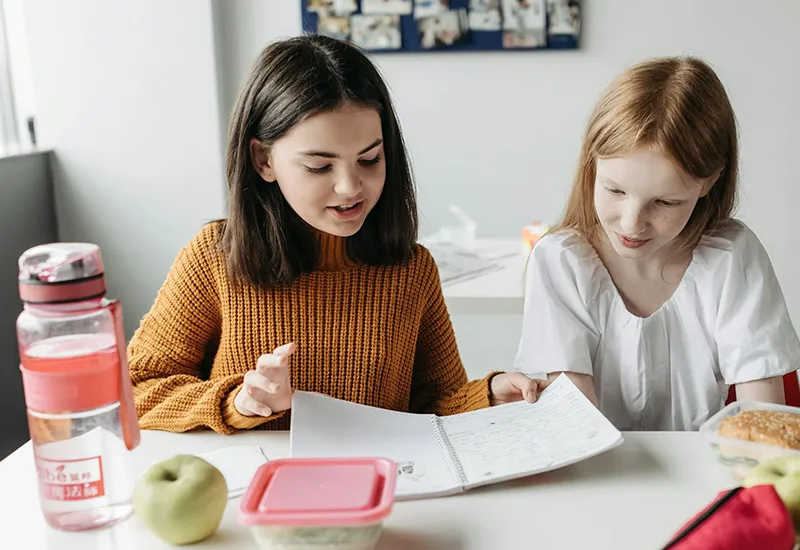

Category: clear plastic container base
[250, 523, 384, 550]
[699, 401, 800, 481]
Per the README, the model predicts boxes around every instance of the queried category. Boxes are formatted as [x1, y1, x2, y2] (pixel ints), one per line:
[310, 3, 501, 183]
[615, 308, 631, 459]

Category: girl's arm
[715, 223, 800, 397]
[514, 233, 601, 401]
[735, 376, 786, 404]
[128, 223, 283, 434]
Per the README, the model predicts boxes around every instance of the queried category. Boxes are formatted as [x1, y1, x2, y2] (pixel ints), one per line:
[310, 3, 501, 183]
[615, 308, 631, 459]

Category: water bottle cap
[18, 243, 106, 304]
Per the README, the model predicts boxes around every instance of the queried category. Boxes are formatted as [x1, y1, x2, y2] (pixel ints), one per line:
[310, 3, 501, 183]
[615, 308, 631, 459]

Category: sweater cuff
[462, 371, 503, 412]
[221, 384, 287, 430]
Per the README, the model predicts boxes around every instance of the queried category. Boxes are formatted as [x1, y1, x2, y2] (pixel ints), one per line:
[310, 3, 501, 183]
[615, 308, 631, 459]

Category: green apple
[133, 454, 228, 545]
[743, 454, 800, 530]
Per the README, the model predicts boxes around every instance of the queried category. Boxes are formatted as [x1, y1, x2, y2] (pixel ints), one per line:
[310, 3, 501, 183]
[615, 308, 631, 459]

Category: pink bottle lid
[18, 243, 106, 304]
[239, 457, 396, 527]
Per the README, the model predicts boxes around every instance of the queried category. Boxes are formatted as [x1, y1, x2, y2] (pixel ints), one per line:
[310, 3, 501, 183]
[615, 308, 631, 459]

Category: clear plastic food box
[238, 457, 397, 550]
[699, 401, 800, 481]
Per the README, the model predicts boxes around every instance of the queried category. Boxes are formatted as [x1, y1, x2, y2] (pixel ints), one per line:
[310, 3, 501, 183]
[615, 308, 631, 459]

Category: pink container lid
[239, 457, 396, 527]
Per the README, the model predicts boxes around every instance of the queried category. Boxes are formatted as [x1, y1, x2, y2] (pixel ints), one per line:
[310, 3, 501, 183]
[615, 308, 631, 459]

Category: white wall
[3, 0, 36, 150]
[214, 1, 301, 119]
[217, 0, 800, 376]
[21, 0, 226, 336]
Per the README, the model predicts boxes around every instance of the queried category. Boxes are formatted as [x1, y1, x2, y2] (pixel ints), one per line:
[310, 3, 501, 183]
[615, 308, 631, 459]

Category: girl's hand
[234, 343, 297, 417]
[490, 372, 551, 405]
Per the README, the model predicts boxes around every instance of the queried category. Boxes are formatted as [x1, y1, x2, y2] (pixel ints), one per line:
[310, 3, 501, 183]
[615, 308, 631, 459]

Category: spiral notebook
[289, 374, 623, 500]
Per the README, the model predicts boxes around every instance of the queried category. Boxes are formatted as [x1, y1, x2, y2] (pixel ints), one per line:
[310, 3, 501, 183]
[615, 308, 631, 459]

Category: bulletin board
[301, 0, 580, 53]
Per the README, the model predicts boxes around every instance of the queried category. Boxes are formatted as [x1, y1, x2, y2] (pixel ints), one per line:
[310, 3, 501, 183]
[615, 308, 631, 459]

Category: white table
[0, 431, 736, 549]
[440, 239, 525, 315]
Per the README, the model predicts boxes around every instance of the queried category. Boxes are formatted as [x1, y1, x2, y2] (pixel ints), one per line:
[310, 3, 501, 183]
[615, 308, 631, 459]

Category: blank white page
[289, 391, 462, 499]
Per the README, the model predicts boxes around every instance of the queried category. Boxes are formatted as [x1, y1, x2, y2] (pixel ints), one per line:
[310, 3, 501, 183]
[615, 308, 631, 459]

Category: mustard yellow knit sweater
[128, 222, 496, 433]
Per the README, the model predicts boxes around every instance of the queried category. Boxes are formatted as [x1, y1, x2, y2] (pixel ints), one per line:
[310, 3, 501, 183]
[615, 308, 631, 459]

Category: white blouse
[513, 219, 800, 431]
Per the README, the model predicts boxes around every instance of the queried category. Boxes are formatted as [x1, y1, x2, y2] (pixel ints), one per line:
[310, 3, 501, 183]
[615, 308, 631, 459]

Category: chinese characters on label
[35, 455, 105, 501]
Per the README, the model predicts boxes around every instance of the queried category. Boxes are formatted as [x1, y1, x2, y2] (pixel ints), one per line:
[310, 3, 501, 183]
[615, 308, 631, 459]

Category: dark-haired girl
[128, 35, 546, 433]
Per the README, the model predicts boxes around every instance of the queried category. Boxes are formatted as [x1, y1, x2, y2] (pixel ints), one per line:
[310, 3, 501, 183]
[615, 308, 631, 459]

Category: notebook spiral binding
[430, 416, 468, 487]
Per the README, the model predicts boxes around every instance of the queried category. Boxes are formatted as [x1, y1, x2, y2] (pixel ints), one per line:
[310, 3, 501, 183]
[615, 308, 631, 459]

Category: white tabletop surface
[439, 239, 526, 315]
[0, 430, 736, 550]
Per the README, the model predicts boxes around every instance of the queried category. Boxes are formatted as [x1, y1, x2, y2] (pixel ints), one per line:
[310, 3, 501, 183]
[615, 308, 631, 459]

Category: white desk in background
[439, 239, 526, 315]
[0, 430, 734, 550]
[436, 239, 527, 380]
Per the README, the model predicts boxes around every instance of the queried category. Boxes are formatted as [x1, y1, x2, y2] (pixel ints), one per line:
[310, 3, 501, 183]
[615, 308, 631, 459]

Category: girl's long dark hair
[222, 35, 418, 288]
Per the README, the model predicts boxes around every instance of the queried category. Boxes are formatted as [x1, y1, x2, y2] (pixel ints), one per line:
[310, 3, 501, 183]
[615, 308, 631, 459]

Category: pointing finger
[257, 353, 288, 370]
[273, 342, 297, 356]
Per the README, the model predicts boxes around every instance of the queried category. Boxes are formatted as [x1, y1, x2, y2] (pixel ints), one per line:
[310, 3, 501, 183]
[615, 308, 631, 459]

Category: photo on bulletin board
[301, 0, 580, 53]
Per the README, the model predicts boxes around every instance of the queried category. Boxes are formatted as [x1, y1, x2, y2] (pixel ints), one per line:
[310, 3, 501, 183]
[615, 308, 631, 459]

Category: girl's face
[594, 148, 710, 261]
[251, 101, 386, 237]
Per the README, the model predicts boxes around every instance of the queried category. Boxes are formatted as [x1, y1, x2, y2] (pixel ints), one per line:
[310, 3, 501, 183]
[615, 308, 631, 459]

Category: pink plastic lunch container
[238, 457, 397, 550]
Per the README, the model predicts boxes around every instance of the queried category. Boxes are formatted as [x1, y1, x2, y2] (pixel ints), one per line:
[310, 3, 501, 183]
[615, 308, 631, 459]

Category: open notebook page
[290, 392, 461, 499]
[441, 374, 623, 489]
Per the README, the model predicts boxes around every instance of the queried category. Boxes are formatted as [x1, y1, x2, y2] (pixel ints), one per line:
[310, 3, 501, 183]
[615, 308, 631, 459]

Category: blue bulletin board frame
[301, 0, 580, 54]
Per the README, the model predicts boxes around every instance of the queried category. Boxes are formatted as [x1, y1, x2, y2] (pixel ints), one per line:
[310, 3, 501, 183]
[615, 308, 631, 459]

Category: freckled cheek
[654, 206, 694, 237]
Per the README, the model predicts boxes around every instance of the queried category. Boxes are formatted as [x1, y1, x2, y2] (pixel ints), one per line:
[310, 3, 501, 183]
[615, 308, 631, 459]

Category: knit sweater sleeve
[409, 247, 500, 415]
[127, 223, 282, 434]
